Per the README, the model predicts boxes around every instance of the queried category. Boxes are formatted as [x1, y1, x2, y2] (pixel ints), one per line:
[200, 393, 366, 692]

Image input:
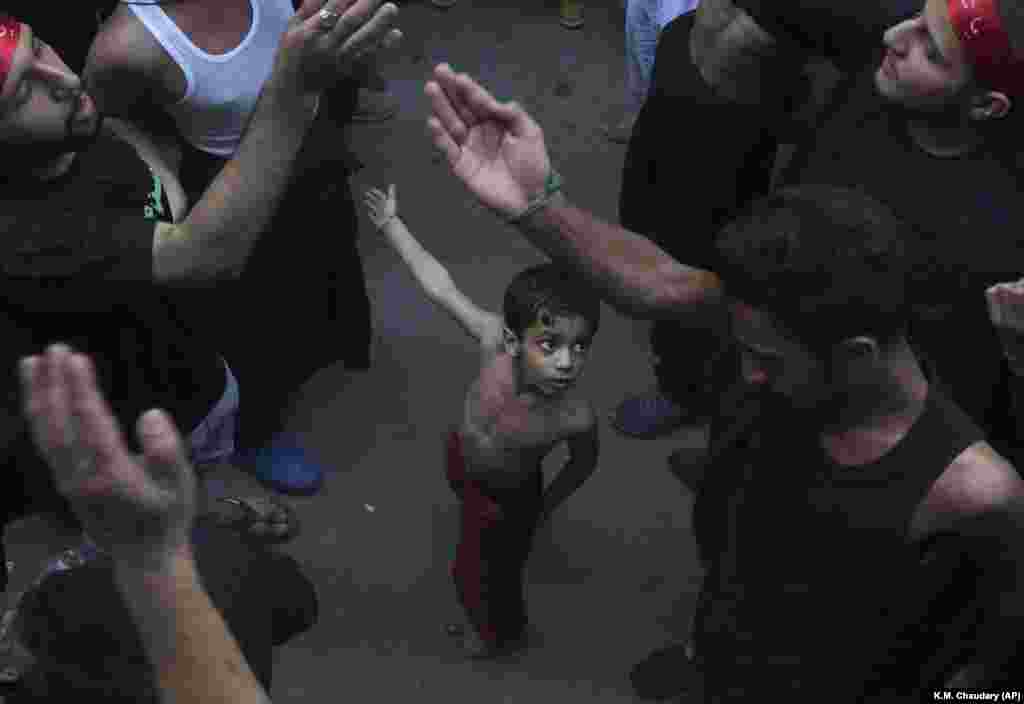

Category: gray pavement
[3, 2, 711, 701]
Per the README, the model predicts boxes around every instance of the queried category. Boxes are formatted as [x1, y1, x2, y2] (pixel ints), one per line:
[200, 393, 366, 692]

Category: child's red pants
[445, 430, 543, 647]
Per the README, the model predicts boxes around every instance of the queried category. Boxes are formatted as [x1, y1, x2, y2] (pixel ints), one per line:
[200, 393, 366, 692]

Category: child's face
[515, 310, 594, 397]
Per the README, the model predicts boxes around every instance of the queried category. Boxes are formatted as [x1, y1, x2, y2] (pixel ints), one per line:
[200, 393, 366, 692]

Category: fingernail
[140, 410, 164, 435]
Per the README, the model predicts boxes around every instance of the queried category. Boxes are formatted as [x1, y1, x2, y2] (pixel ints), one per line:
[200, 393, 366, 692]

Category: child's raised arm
[365, 184, 502, 344]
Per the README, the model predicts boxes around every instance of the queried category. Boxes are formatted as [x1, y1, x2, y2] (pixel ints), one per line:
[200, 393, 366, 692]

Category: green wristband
[507, 167, 563, 225]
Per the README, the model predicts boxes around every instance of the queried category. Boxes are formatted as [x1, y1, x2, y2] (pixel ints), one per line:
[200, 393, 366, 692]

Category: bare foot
[457, 627, 493, 658]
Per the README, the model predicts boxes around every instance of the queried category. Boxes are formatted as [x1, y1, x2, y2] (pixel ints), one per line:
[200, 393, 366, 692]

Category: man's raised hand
[425, 64, 553, 221]
[277, 0, 403, 97]
[19, 344, 196, 571]
[986, 279, 1024, 375]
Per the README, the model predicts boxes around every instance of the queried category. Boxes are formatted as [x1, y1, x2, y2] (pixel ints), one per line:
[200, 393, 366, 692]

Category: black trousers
[617, 13, 799, 409]
[175, 81, 372, 450]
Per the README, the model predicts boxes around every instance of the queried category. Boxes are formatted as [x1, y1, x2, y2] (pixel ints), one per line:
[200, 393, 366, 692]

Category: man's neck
[906, 118, 983, 158]
[819, 352, 930, 467]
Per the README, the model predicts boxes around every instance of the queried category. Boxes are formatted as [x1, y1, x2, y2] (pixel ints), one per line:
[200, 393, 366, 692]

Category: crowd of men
[2, 0, 1024, 702]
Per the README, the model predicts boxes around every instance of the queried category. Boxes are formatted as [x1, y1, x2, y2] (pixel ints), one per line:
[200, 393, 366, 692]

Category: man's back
[694, 386, 989, 699]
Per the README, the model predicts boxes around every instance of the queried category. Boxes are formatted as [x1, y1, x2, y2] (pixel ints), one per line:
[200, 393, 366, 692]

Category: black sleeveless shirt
[694, 387, 984, 701]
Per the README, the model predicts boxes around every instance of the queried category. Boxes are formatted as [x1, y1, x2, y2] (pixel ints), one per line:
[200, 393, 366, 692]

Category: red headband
[0, 14, 21, 91]
[948, 0, 1024, 96]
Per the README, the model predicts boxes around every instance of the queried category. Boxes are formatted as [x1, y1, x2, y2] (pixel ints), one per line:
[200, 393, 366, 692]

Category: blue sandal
[611, 391, 691, 439]
[235, 434, 325, 496]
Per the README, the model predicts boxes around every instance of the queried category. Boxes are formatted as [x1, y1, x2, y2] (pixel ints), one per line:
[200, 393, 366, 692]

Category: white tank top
[128, 0, 295, 158]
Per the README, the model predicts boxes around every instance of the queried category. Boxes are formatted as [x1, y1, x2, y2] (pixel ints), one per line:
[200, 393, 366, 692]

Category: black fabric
[4, 2, 118, 74]
[173, 80, 371, 449]
[7, 518, 318, 701]
[618, 13, 790, 401]
[779, 70, 1024, 467]
[694, 387, 986, 701]
[0, 136, 225, 542]
[731, 0, 920, 73]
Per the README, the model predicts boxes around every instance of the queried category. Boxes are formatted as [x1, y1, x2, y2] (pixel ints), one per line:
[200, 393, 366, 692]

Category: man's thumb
[138, 410, 187, 465]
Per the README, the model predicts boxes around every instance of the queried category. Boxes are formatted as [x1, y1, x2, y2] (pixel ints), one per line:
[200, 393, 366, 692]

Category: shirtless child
[365, 184, 601, 659]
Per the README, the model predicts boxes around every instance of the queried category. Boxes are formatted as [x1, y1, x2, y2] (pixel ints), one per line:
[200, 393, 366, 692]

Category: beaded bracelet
[507, 167, 563, 225]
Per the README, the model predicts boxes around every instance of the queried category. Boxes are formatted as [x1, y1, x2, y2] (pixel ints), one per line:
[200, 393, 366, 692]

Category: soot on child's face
[517, 309, 594, 397]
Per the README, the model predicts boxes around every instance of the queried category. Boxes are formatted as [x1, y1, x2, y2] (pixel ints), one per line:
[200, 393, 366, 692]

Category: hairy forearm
[382, 216, 454, 297]
[114, 550, 272, 704]
[516, 192, 722, 319]
[181, 80, 318, 279]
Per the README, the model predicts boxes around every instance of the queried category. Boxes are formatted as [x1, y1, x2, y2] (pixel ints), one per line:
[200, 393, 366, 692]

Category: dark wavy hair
[714, 185, 912, 352]
[502, 263, 601, 340]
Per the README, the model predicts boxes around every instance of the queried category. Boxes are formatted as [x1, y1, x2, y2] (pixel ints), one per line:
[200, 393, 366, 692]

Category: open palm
[20, 345, 196, 568]
[425, 64, 552, 219]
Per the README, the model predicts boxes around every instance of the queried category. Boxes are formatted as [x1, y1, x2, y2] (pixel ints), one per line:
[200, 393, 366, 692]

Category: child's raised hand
[364, 184, 398, 230]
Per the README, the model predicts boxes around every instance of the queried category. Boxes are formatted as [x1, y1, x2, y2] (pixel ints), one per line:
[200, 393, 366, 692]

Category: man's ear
[838, 336, 881, 363]
[503, 327, 521, 356]
[969, 91, 1011, 121]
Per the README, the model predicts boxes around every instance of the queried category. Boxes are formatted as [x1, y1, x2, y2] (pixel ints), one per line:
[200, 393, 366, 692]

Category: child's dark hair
[714, 185, 912, 352]
[503, 263, 601, 339]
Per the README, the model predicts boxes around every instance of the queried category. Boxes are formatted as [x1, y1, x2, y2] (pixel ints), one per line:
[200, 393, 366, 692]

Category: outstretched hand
[19, 345, 196, 570]
[424, 64, 553, 221]
[986, 280, 1024, 374]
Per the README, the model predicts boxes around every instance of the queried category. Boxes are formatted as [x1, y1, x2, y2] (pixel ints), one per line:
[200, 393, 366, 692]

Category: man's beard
[877, 85, 970, 129]
[1, 114, 105, 181]
[808, 362, 915, 434]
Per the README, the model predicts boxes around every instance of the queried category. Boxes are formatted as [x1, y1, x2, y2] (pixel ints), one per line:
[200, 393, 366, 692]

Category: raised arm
[19, 344, 271, 704]
[424, 64, 723, 322]
[86, 1, 402, 287]
[364, 184, 503, 344]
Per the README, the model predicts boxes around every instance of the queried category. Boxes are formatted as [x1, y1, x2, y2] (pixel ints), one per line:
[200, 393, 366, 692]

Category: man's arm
[516, 192, 723, 320]
[379, 214, 503, 344]
[540, 403, 600, 522]
[20, 344, 273, 704]
[425, 65, 721, 320]
[150, 79, 318, 284]
[114, 550, 274, 704]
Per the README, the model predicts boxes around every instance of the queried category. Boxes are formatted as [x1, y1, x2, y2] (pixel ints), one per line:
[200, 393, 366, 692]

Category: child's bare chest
[461, 373, 572, 486]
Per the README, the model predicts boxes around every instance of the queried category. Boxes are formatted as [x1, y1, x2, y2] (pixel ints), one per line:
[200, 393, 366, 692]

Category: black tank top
[695, 387, 983, 701]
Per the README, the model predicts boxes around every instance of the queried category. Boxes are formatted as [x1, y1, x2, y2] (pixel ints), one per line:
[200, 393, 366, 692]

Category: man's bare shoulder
[918, 442, 1024, 538]
[948, 443, 1024, 509]
[88, 8, 167, 80]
